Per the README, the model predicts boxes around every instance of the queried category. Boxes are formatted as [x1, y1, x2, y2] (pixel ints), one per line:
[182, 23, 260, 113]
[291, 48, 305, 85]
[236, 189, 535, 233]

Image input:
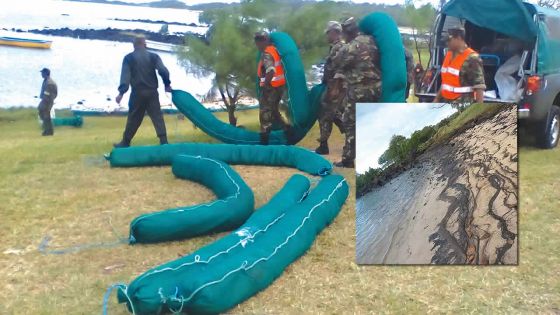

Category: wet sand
[356, 106, 518, 265]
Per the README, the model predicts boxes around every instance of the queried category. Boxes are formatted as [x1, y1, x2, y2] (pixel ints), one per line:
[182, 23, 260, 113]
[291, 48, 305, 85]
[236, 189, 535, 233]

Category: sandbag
[360, 12, 408, 102]
[267, 32, 312, 130]
[107, 143, 332, 176]
[129, 155, 254, 244]
[52, 115, 83, 127]
[171, 32, 323, 145]
[117, 175, 348, 315]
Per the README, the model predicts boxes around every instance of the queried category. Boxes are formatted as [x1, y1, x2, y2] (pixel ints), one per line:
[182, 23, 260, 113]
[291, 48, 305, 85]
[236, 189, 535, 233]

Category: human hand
[116, 93, 123, 104]
[165, 85, 172, 93]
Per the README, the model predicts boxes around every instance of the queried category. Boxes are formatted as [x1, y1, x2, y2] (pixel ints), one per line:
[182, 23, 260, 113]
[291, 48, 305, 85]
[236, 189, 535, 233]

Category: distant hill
[64, 0, 431, 27]
[64, 0, 234, 10]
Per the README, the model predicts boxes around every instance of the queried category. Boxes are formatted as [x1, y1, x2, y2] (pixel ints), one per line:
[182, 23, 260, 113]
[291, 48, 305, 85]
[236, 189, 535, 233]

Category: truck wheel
[537, 105, 560, 149]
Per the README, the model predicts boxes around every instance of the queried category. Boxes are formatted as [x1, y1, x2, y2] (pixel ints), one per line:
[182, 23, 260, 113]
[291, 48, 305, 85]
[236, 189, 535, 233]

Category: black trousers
[122, 89, 167, 143]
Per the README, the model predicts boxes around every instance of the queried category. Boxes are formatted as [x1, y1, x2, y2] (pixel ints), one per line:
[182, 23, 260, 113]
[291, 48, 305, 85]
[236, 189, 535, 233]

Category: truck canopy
[443, 0, 537, 42]
[527, 4, 560, 75]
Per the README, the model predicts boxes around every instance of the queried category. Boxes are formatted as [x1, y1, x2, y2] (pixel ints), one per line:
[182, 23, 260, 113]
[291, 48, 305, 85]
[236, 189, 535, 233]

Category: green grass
[426, 103, 503, 148]
[0, 108, 559, 314]
[0, 108, 353, 314]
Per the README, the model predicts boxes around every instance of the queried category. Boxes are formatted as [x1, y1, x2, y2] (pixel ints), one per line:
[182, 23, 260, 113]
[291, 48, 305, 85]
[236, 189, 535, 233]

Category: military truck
[417, 0, 560, 148]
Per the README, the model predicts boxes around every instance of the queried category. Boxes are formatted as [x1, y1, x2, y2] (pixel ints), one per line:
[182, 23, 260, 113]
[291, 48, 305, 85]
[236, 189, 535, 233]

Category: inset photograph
[356, 103, 518, 265]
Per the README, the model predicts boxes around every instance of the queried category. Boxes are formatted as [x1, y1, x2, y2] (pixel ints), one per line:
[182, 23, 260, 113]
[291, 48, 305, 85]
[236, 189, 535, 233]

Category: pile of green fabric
[52, 115, 83, 127]
[106, 144, 348, 314]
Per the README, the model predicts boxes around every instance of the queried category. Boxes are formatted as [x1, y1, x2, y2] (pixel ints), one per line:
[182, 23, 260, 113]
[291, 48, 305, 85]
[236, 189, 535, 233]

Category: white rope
[135, 213, 286, 283]
[130, 156, 241, 226]
[161, 178, 346, 307]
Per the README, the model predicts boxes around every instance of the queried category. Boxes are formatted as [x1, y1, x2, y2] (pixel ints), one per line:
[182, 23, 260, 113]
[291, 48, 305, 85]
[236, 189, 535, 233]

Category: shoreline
[3, 27, 204, 45]
[356, 106, 518, 265]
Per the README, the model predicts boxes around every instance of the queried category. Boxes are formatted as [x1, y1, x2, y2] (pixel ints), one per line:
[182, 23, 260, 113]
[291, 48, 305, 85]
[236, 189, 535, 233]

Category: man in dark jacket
[38, 68, 57, 136]
[114, 36, 172, 148]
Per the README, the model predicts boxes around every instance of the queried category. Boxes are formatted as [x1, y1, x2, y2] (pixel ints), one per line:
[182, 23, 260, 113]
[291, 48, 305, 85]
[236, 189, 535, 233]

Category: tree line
[356, 110, 461, 196]
[177, 0, 437, 125]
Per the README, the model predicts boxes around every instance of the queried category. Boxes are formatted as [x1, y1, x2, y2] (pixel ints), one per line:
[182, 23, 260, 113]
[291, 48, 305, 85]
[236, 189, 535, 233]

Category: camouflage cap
[448, 27, 466, 39]
[254, 31, 270, 42]
[325, 21, 342, 34]
[341, 17, 358, 32]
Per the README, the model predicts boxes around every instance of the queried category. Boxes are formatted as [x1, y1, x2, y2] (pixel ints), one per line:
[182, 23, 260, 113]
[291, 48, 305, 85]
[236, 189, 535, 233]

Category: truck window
[543, 15, 560, 40]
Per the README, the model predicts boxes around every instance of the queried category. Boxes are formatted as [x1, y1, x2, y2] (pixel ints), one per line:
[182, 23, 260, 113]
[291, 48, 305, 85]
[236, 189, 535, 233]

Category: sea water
[0, 0, 214, 110]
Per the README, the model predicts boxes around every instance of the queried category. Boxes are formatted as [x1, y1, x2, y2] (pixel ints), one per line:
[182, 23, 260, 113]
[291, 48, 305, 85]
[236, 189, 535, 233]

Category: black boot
[334, 159, 355, 168]
[113, 139, 130, 148]
[315, 141, 329, 155]
[159, 135, 168, 145]
[260, 132, 269, 145]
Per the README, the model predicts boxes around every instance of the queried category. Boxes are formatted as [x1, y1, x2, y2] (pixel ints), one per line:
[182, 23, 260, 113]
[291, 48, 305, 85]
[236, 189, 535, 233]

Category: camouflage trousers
[341, 85, 378, 162]
[259, 85, 289, 134]
[38, 99, 54, 135]
[441, 95, 476, 105]
[318, 84, 345, 143]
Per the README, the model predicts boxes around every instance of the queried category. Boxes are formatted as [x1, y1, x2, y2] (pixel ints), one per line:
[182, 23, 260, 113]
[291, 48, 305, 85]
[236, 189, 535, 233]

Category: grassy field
[0, 108, 559, 314]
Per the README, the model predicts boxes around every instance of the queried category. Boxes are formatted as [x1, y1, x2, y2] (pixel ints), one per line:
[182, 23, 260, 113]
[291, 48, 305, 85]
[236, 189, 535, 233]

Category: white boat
[146, 40, 179, 53]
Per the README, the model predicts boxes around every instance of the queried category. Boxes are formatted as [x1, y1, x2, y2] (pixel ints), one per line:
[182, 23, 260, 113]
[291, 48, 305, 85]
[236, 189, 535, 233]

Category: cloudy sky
[356, 103, 457, 174]
[122, 0, 441, 6]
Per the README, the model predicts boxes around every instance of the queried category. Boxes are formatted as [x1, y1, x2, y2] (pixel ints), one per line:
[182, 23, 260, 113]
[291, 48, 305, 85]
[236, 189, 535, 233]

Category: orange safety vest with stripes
[257, 45, 286, 88]
[440, 47, 476, 100]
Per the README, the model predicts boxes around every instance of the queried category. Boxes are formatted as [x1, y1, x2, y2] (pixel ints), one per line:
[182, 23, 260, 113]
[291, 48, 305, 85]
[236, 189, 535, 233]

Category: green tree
[404, 1, 436, 67]
[178, 0, 336, 125]
[179, 11, 256, 126]
[159, 23, 169, 35]
[538, 0, 560, 9]
[378, 135, 409, 167]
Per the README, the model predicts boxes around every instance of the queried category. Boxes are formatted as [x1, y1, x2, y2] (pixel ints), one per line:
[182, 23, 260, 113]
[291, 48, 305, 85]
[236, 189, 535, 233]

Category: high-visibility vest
[257, 45, 286, 87]
[440, 47, 476, 100]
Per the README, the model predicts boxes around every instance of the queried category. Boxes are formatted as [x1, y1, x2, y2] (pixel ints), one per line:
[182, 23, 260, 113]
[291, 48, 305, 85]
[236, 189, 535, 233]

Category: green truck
[417, 0, 560, 148]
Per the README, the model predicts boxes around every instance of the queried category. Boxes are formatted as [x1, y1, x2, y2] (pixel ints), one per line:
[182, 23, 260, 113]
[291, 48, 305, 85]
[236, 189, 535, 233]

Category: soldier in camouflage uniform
[315, 21, 346, 155]
[434, 27, 486, 104]
[332, 17, 382, 168]
[38, 68, 58, 136]
[254, 31, 292, 145]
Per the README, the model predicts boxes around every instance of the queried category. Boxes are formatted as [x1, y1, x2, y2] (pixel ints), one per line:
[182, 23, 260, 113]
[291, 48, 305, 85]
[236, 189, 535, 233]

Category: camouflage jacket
[332, 33, 381, 86]
[322, 38, 345, 84]
[460, 52, 486, 90]
[439, 51, 486, 103]
[40, 77, 58, 103]
[260, 52, 276, 77]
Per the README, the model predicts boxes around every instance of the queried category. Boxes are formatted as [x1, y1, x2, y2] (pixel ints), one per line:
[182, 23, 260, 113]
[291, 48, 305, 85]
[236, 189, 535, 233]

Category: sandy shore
[356, 106, 518, 264]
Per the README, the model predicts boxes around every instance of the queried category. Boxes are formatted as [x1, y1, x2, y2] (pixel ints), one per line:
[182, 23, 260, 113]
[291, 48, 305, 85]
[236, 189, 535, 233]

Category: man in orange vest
[254, 31, 292, 145]
[434, 27, 486, 104]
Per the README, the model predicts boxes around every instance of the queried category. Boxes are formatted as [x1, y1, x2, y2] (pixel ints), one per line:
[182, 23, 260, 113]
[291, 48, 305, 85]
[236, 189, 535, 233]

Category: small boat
[0, 36, 52, 49]
[146, 40, 178, 53]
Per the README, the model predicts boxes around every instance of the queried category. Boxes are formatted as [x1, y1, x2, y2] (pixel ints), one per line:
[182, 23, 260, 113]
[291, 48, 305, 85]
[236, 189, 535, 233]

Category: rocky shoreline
[356, 105, 518, 265]
[3, 27, 206, 45]
[111, 18, 204, 27]
[357, 106, 507, 197]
